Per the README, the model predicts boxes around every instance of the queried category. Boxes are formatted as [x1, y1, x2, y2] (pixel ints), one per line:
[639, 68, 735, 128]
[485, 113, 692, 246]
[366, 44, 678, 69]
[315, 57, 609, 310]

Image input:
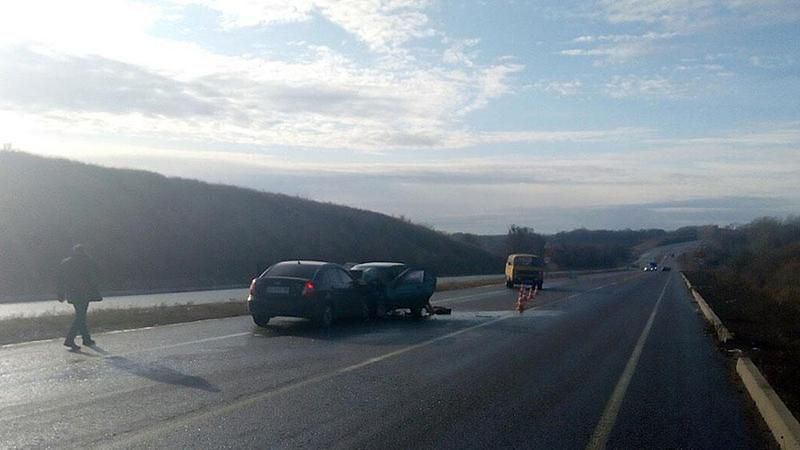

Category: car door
[391, 269, 427, 306]
[314, 269, 336, 306]
[331, 268, 360, 316]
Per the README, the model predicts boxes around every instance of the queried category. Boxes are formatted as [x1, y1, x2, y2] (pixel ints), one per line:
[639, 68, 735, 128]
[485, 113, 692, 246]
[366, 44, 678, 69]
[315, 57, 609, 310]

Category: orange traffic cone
[516, 286, 527, 313]
[516, 285, 539, 313]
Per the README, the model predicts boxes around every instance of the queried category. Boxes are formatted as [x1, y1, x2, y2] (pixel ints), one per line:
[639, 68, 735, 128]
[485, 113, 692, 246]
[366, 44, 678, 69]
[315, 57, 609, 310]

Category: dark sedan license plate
[266, 286, 290, 294]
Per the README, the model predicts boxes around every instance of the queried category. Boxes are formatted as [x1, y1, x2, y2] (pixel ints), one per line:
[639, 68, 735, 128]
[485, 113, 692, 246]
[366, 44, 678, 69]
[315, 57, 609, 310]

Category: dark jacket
[57, 254, 102, 304]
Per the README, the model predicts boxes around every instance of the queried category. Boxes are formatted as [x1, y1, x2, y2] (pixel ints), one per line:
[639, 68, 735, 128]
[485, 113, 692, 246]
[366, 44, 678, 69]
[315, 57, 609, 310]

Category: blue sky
[0, 0, 798, 233]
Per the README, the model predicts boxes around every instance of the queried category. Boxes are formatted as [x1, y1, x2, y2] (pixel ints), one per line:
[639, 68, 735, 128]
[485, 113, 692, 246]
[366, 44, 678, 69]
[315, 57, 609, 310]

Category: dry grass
[0, 301, 247, 346]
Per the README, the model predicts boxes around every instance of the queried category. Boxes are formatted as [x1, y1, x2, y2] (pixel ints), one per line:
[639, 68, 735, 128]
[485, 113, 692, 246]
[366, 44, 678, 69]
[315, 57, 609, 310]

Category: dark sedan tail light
[248, 278, 257, 298]
[302, 280, 315, 298]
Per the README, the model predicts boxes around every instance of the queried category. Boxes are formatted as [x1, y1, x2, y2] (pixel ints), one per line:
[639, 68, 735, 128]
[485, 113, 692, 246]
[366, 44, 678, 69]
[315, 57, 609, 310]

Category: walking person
[57, 244, 102, 350]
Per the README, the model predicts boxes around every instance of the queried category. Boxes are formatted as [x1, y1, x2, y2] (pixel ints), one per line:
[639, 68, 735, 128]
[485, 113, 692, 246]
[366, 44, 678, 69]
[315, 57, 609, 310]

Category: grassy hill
[0, 152, 502, 299]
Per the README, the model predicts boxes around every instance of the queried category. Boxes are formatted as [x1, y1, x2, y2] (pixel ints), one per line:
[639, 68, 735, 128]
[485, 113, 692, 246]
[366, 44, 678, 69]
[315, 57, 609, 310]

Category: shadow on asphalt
[65, 346, 101, 357]
[250, 314, 486, 342]
[88, 345, 221, 392]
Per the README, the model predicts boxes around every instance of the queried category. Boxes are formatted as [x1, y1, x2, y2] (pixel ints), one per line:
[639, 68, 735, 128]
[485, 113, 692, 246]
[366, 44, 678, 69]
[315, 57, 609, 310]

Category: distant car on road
[661, 266, 672, 272]
[349, 262, 437, 318]
[248, 260, 369, 328]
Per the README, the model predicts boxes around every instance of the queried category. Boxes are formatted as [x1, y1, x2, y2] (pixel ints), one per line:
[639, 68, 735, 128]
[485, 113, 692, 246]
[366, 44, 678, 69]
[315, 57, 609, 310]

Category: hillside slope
[0, 152, 501, 298]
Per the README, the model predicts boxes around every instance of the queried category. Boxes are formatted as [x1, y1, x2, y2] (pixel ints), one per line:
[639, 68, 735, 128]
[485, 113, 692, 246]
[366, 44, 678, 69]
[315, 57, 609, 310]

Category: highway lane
[0, 270, 764, 449]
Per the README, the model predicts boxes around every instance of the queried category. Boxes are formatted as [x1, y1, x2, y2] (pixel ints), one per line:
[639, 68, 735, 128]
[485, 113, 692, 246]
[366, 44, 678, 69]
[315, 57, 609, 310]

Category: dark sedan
[247, 260, 369, 328]
[349, 262, 437, 318]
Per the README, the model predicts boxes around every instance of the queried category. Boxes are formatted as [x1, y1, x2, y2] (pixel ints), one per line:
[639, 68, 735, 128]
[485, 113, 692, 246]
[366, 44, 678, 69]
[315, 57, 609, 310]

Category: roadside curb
[679, 272, 733, 343]
[737, 358, 800, 450]
[681, 271, 800, 449]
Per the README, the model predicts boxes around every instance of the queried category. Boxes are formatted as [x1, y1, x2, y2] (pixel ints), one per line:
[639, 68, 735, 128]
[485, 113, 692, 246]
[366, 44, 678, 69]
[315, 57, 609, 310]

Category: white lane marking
[586, 277, 671, 450]
[104, 274, 642, 447]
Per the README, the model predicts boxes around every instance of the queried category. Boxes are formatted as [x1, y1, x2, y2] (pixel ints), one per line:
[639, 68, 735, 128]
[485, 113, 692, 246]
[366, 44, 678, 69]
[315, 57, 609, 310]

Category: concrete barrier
[679, 272, 733, 343]
[737, 358, 800, 450]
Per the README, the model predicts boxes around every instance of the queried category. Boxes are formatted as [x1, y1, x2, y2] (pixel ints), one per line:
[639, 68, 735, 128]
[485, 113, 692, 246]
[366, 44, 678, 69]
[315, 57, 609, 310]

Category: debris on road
[429, 305, 452, 315]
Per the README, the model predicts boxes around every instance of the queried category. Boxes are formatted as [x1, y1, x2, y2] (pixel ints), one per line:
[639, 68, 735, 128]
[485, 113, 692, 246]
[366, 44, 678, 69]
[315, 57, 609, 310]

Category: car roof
[352, 262, 406, 268]
[274, 260, 329, 267]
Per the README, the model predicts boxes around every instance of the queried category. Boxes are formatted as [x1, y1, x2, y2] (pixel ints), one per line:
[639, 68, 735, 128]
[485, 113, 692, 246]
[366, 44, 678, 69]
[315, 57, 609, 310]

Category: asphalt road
[0, 267, 765, 449]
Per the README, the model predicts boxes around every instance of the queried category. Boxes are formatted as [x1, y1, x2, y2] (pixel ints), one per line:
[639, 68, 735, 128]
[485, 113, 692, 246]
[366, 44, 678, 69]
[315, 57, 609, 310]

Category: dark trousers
[66, 301, 91, 342]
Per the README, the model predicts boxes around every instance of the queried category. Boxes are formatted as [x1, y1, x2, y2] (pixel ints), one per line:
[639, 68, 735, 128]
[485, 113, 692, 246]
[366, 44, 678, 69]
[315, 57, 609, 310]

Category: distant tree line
[454, 226, 695, 270]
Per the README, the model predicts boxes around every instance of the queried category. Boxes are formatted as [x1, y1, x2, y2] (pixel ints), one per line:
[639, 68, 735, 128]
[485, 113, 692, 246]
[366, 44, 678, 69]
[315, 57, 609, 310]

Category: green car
[349, 262, 437, 318]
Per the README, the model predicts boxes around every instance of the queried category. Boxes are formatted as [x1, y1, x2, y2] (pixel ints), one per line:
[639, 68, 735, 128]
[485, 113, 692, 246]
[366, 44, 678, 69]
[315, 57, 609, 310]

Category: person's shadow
[88, 345, 221, 393]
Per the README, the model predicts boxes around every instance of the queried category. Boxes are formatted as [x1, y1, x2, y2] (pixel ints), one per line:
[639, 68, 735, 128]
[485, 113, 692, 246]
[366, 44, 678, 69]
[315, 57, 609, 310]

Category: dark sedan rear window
[264, 263, 319, 279]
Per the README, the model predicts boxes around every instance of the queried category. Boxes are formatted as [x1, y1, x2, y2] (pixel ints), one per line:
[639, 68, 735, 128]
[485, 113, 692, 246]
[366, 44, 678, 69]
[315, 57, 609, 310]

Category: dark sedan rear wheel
[318, 303, 335, 329]
[252, 315, 270, 327]
[360, 299, 370, 322]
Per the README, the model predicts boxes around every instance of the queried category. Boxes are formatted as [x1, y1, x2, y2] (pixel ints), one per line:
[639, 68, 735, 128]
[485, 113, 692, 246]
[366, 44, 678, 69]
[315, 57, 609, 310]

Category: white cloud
[596, 0, 800, 31]
[442, 38, 480, 67]
[562, 31, 677, 63]
[0, 0, 533, 152]
[458, 63, 524, 115]
[571, 32, 677, 43]
[604, 75, 686, 98]
[561, 43, 653, 64]
[179, 0, 435, 52]
[597, 0, 716, 28]
[0, 0, 162, 50]
[749, 55, 795, 69]
[535, 80, 583, 96]
[647, 121, 800, 148]
[177, 0, 316, 28]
